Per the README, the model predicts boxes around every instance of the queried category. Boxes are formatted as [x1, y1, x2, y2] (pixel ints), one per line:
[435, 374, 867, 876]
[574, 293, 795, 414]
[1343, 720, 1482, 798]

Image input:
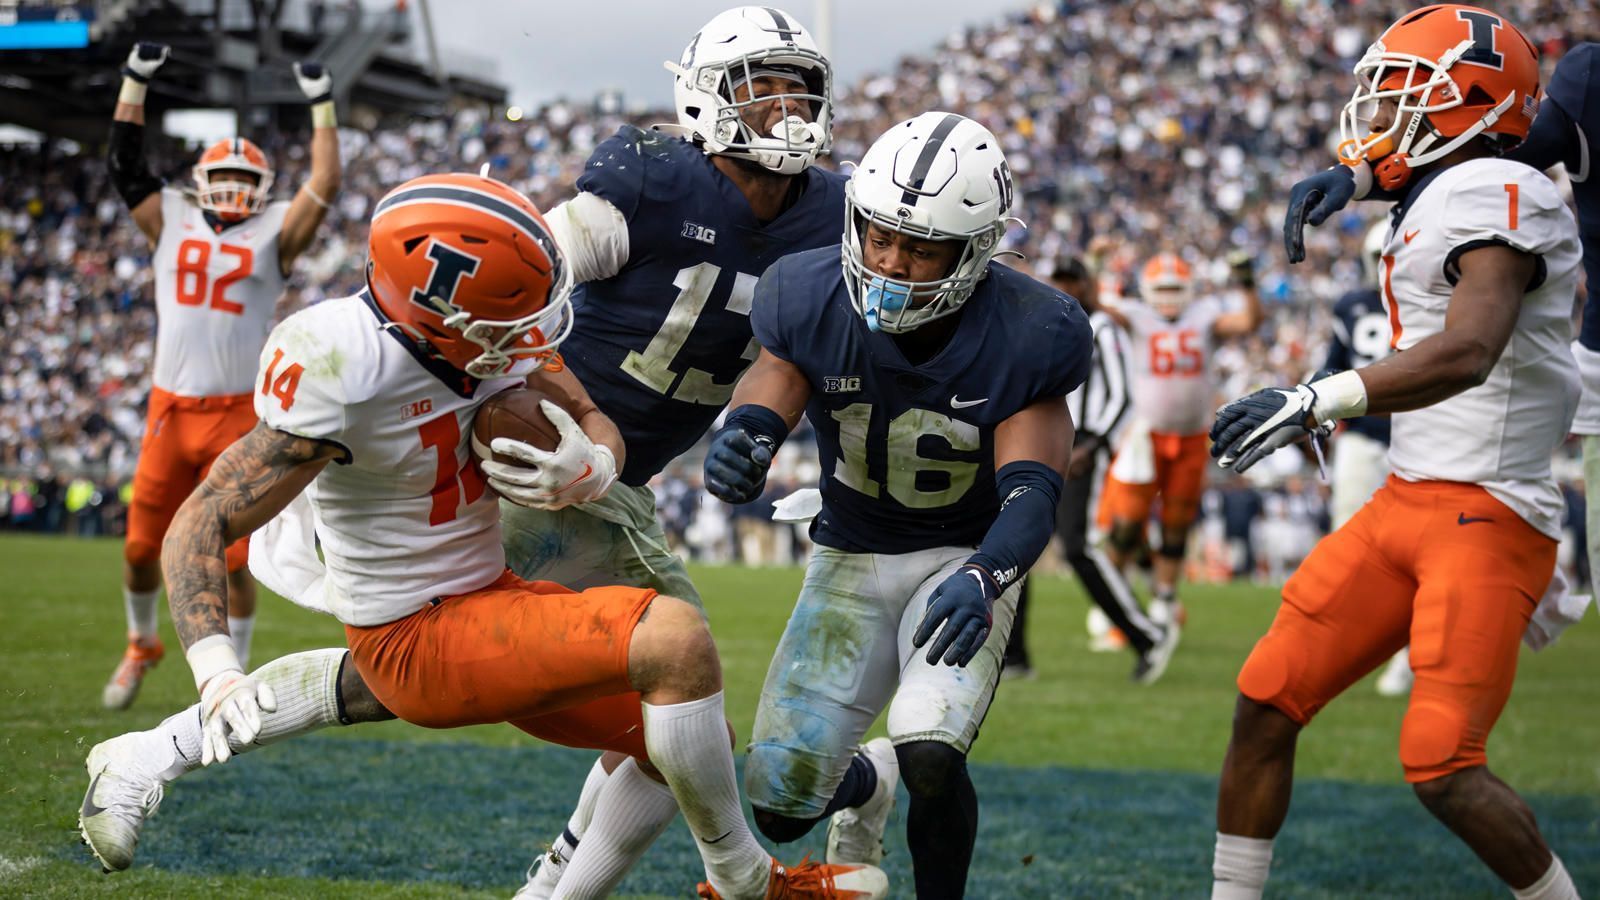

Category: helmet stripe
[898, 113, 964, 206]
[373, 184, 562, 277]
[764, 7, 798, 41]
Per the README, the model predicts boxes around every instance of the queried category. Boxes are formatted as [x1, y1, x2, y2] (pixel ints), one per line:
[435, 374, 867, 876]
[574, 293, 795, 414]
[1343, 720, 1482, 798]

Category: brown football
[472, 387, 561, 463]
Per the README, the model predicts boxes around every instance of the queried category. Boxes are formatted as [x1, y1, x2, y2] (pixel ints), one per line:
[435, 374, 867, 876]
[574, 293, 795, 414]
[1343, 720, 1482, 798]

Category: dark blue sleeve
[1511, 44, 1593, 172]
[1042, 296, 1094, 400]
[750, 258, 795, 363]
[1323, 294, 1355, 372]
[575, 130, 649, 222]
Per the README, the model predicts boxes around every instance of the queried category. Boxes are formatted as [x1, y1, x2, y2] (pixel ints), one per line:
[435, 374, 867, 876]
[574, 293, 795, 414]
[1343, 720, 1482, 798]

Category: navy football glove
[703, 426, 774, 504]
[913, 565, 997, 667]
[1211, 384, 1329, 473]
[1283, 167, 1356, 264]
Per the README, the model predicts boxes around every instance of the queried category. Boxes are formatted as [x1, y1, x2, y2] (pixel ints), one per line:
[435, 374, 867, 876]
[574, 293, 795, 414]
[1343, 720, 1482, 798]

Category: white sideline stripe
[0, 855, 44, 881]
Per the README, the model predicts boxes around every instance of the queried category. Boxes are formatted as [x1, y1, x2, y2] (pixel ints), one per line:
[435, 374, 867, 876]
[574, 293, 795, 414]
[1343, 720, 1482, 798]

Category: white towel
[1522, 566, 1592, 652]
[771, 487, 823, 523]
[1109, 415, 1156, 485]
[248, 490, 334, 615]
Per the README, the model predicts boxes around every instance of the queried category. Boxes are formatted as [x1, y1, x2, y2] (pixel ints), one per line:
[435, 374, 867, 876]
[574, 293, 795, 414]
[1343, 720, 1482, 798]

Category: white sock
[227, 614, 255, 671]
[553, 757, 679, 899]
[154, 648, 347, 776]
[1513, 855, 1579, 900]
[642, 693, 769, 898]
[124, 587, 161, 639]
[569, 756, 611, 843]
[1212, 832, 1273, 900]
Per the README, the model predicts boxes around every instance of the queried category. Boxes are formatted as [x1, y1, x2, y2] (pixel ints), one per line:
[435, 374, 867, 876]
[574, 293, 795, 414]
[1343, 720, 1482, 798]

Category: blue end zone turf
[76, 737, 1599, 898]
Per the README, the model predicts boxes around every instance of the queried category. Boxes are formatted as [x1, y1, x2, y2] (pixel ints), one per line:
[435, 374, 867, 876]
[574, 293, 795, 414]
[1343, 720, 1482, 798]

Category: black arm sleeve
[107, 120, 163, 210]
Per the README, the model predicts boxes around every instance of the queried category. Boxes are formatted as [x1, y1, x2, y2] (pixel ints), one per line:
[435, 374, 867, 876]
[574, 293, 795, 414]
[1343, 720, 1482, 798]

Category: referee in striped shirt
[1002, 256, 1179, 684]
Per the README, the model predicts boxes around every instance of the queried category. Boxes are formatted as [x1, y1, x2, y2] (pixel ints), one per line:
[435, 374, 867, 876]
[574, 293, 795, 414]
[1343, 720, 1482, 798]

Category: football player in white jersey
[1098, 249, 1261, 625]
[77, 173, 885, 900]
[103, 41, 341, 710]
[1208, 7, 1582, 899]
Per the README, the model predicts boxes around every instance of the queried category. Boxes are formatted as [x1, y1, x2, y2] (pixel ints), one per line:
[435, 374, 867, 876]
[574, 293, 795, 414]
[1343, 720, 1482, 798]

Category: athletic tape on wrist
[118, 77, 147, 106]
[185, 633, 243, 692]
[1310, 369, 1368, 421]
[310, 100, 337, 129]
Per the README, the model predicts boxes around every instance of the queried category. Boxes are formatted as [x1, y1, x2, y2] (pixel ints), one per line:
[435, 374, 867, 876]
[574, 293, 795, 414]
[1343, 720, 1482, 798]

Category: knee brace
[1400, 697, 1478, 782]
[752, 807, 822, 844]
[895, 740, 969, 798]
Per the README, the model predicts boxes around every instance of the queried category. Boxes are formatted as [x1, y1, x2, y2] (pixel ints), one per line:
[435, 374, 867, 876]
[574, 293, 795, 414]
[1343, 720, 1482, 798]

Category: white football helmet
[667, 6, 831, 175]
[842, 112, 1013, 333]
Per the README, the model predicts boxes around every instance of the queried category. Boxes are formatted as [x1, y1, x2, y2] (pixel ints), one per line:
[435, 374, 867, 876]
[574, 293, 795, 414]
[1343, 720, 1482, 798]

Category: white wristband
[310, 100, 337, 129]
[118, 77, 147, 106]
[186, 633, 243, 692]
[1310, 369, 1369, 422]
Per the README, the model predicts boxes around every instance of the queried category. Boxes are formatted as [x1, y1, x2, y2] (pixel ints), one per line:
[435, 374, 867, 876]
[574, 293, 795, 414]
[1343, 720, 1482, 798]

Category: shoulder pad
[577, 125, 703, 217]
[1547, 43, 1597, 120]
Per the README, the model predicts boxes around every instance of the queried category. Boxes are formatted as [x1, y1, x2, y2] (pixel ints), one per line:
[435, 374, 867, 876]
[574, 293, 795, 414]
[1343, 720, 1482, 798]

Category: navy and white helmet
[668, 6, 832, 176]
[843, 112, 1014, 333]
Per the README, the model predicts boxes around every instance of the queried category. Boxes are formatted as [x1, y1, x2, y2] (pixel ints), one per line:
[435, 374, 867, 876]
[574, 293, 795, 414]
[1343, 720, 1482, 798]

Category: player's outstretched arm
[1213, 251, 1263, 338]
[108, 42, 168, 243]
[915, 398, 1073, 667]
[162, 422, 341, 762]
[278, 62, 342, 275]
[703, 349, 811, 504]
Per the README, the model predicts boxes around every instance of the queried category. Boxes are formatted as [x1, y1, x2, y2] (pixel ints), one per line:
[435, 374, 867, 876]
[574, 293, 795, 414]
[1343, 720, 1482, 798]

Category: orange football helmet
[193, 138, 274, 221]
[1338, 4, 1540, 191]
[1139, 253, 1193, 318]
[366, 173, 572, 379]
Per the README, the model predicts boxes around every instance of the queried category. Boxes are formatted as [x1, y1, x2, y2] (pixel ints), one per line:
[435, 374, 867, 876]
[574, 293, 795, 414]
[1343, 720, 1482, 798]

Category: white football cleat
[79, 731, 176, 871]
[1376, 647, 1413, 697]
[826, 738, 899, 866]
[513, 836, 572, 899]
[1132, 622, 1181, 686]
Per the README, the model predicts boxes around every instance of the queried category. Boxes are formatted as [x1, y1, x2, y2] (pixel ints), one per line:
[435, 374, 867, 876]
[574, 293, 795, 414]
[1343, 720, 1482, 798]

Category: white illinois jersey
[152, 187, 290, 397]
[1119, 297, 1223, 435]
[253, 292, 522, 627]
[1381, 157, 1581, 539]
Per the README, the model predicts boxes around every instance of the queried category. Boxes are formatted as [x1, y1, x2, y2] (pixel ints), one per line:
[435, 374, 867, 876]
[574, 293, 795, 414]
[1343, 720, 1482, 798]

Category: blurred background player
[102, 41, 341, 709]
[1098, 249, 1262, 629]
[1001, 254, 1177, 683]
[79, 171, 885, 900]
[1211, 7, 1583, 898]
[1321, 220, 1408, 696]
[705, 112, 1092, 899]
[492, 8, 849, 898]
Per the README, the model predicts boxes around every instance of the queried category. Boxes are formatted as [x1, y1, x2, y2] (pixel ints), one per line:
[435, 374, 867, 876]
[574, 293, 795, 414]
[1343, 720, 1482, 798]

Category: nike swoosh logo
[81, 772, 107, 819]
[556, 463, 595, 493]
[1404, 229, 1420, 243]
[1457, 513, 1494, 525]
[951, 396, 988, 409]
[704, 830, 734, 844]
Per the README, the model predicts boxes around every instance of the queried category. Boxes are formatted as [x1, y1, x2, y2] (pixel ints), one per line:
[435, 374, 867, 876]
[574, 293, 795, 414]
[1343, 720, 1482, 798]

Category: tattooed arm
[160, 421, 342, 763]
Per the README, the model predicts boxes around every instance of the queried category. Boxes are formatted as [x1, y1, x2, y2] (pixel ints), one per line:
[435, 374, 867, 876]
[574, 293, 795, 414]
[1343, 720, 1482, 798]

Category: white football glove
[198, 669, 278, 765]
[293, 61, 333, 103]
[123, 42, 169, 81]
[480, 400, 618, 510]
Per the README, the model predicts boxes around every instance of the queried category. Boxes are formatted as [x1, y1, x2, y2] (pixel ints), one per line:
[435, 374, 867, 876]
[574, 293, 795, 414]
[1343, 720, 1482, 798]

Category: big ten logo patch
[681, 221, 717, 245]
[400, 398, 434, 420]
[823, 376, 861, 393]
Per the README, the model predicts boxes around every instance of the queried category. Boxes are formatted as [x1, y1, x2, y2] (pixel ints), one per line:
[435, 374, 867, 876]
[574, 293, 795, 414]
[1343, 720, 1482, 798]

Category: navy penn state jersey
[752, 247, 1094, 554]
[1513, 43, 1599, 349]
[557, 125, 847, 485]
[1323, 288, 1391, 444]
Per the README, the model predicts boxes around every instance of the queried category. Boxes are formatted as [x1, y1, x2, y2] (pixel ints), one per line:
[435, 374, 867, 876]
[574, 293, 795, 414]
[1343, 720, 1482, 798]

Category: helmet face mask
[193, 138, 274, 221]
[841, 113, 1013, 335]
[366, 174, 572, 380]
[672, 6, 832, 176]
[1337, 4, 1540, 191]
[1139, 253, 1194, 319]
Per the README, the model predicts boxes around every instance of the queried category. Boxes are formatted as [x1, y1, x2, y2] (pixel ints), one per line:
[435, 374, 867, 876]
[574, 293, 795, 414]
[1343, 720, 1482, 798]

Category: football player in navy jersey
[704, 113, 1094, 899]
[486, 8, 854, 898]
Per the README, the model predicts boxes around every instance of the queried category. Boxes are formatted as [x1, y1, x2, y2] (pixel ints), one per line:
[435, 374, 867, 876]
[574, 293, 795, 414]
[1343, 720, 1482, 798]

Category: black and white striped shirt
[1066, 309, 1132, 450]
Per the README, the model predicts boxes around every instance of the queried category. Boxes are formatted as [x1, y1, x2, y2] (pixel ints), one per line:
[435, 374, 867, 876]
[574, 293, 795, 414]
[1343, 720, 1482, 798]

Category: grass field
[1, 534, 1595, 898]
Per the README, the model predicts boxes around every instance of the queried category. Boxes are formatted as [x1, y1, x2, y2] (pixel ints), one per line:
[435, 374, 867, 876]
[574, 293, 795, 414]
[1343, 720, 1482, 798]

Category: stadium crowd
[1, 0, 1590, 584]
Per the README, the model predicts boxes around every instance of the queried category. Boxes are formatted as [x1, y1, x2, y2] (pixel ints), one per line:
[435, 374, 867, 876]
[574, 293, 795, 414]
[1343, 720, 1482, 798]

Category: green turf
[1, 534, 1596, 897]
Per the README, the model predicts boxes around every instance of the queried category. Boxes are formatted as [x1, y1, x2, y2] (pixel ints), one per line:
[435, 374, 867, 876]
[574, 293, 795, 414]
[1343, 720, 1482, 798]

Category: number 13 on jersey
[622, 262, 760, 405]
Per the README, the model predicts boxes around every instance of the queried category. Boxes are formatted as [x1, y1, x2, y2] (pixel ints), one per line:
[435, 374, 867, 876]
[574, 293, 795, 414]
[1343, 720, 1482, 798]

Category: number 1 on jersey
[418, 414, 485, 526]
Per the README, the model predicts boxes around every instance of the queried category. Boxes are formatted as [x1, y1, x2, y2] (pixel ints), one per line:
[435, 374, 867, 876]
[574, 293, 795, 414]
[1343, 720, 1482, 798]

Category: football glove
[122, 42, 169, 82]
[913, 565, 997, 667]
[482, 400, 618, 510]
[1283, 167, 1356, 264]
[1211, 384, 1332, 473]
[198, 669, 277, 766]
[704, 425, 775, 504]
[293, 61, 333, 105]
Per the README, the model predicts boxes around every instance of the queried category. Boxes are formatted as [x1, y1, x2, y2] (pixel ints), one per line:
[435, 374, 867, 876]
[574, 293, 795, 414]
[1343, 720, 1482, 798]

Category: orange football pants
[126, 387, 257, 571]
[1237, 476, 1554, 782]
[1098, 430, 1210, 531]
[345, 570, 657, 760]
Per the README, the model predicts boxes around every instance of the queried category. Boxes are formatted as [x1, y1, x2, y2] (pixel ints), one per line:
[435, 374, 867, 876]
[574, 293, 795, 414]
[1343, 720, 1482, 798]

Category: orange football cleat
[697, 855, 889, 899]
[102, 635, 164, 710]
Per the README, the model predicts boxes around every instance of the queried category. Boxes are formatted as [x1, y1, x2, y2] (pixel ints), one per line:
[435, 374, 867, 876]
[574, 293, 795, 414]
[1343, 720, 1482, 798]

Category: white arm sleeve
[545, 192, 630, 284]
